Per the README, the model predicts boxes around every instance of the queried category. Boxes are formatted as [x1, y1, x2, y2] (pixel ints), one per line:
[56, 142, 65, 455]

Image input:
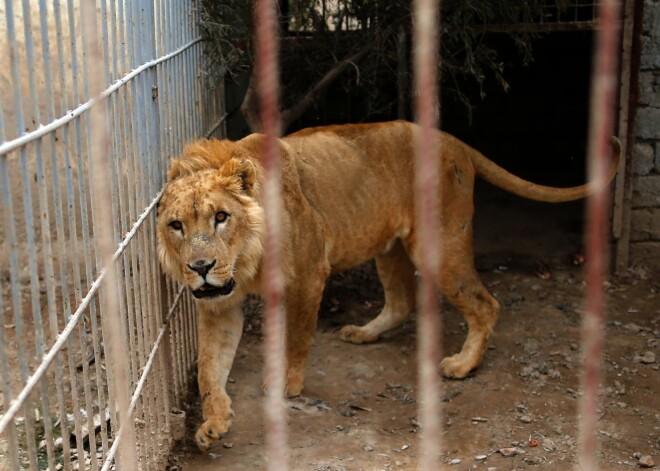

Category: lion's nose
[187, 259, 216, 277]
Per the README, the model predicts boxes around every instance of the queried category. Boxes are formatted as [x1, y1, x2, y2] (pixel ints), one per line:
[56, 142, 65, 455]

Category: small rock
[524, 338, 540, 355]
[475, 454, 487, 460]
[363, 445, 373, 452]
[614, 380, 627, 395]
[542, 438, 557, 452]
[520, 366, 536, 378]
[634, 351, 656, 364]
[222, 442, 233, 449]
[450, 458, 461, 465]
[548, 369, 562, 379]
[638, 455, 654, 468]
[519, 415, 533, 424]
[499, 447, 519, 457]
[524, 456, 541, 465]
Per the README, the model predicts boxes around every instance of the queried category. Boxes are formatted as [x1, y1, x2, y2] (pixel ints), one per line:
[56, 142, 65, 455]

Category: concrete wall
[630, 0, 660, 269]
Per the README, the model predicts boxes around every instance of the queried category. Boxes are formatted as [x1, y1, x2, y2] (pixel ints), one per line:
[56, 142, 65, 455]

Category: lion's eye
[215, 211, 229, 224]
[169, 220, 183, 231]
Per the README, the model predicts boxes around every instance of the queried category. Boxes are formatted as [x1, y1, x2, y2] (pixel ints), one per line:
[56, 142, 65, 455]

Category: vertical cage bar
[105, 1, 128, 454]
[578, 0, 621, 470]
[0, 291, 20, 470]
[51, 1, 86, 466]
[412, 0, 443, 469]
[128, 0, 149, 462]
[66, 12, 102, 418]
[144, 1, 158, 460]
[151, 0, 175, 444]
[114, 0, 141, 404]
[255, 0, 289, 470]
[4, 0, 39, 465]
[123, 3, 147, 425]
[78, 2, 107, 467]
[35, 1, 80, 468]
[81, 0, 139, 468]
[96, 0, 114, 455]
[0, 98, 21, 469]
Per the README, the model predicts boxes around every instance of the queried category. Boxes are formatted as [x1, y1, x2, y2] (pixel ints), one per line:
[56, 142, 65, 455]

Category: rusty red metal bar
[413, 0, 443, 469]
[578, 0, 621, 469]
[255, 0, 289, 470]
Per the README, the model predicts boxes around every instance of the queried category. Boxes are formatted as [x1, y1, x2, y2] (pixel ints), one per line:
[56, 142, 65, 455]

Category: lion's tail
[467, 137, 622, 203]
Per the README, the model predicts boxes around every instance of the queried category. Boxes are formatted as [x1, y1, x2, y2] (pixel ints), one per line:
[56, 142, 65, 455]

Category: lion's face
[157, 159, 264, 302]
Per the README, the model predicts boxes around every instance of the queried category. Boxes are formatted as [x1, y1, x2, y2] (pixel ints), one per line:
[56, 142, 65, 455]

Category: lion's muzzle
[192, 278, 236, 299]
[188, 259, 216, 277]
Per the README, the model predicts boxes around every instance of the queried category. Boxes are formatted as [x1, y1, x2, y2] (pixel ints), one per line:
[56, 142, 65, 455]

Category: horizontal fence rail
[0, 0, 226, 469]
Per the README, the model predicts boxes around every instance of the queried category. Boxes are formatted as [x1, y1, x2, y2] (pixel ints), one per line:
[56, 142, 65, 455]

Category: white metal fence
[0, 0, 224, 469]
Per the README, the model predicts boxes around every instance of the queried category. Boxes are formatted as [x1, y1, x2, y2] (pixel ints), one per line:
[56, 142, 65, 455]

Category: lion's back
[284, 121, 417, 270]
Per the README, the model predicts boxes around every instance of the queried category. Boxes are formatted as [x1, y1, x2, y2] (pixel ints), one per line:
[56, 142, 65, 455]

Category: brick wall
[630, 0, 660, 269]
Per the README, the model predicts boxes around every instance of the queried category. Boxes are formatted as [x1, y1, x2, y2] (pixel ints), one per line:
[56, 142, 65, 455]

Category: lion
[157, 121, 620, 450]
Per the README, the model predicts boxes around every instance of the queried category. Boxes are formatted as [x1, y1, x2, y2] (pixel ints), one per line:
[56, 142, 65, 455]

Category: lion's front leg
[194, 303, 244, 451]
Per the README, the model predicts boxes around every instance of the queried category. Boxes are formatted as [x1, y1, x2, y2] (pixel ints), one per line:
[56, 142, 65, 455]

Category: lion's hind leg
[340, 240, 416, 344]
[436, 254, 500, 379]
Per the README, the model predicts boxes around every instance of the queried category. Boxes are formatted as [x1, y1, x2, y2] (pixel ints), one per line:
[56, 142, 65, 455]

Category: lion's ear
[220, 158, 259, 196]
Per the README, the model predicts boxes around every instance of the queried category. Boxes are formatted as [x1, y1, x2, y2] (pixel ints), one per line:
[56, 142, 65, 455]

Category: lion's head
[157, 140, 265, 302]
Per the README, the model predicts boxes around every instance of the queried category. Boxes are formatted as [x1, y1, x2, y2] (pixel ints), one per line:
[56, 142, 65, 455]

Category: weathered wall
[631, 0, 660, 269]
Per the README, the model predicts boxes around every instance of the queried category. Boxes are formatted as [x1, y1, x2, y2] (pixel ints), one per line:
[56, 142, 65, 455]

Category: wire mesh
[0, 0, 225, 469]
[481, 0, 604, 32]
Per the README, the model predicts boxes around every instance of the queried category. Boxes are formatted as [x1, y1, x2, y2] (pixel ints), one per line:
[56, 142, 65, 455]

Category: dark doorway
[442, 31, 594, 187]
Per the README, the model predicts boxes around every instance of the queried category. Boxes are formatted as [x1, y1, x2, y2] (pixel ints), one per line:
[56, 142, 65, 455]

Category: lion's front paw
[195, 416, 232, 451]
[339, 325, 378, 344]
[285, 367, 304, 398]
[439, 353, 477, 379]
[261, 369, 304, 398]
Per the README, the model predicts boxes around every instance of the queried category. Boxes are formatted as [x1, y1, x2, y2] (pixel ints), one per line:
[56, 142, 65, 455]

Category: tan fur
[157, 121, 621, 450]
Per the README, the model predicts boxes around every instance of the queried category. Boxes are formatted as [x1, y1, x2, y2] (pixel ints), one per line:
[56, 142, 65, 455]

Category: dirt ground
[169, 183, 659, 471]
